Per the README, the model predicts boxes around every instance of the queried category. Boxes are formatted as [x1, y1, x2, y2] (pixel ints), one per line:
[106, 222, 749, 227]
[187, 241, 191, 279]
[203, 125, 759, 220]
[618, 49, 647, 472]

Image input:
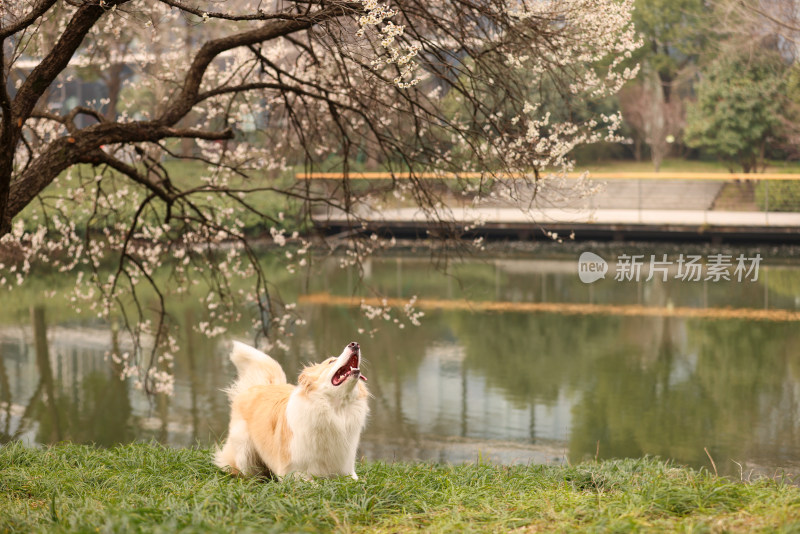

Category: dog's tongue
[359, 374, 367, 382]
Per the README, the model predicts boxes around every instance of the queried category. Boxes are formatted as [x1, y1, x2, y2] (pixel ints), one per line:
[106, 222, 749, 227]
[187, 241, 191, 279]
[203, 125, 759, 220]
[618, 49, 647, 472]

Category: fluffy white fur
[215, 340, 369, 480]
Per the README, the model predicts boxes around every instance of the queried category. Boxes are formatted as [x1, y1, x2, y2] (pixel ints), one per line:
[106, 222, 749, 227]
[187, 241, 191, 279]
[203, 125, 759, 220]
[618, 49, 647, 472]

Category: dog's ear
[297, 367, 313, 393]
[297, 371, 309, 392]
[297, 362, 326, 394]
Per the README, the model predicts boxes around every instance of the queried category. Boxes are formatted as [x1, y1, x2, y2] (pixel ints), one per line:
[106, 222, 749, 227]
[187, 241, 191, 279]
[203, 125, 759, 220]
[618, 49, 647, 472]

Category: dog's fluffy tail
[226, 341, 287, 400]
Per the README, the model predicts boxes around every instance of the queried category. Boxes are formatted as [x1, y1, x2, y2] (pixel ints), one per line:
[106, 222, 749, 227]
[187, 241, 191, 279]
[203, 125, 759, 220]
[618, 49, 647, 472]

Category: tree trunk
[633, 136, 642, 162]
[31, 306, 63, 441]
[103, 63, 125, 121]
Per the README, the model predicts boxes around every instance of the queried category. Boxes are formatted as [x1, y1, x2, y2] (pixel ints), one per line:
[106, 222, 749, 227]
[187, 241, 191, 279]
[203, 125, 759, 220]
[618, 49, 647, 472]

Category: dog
[214, 340, 369, 480]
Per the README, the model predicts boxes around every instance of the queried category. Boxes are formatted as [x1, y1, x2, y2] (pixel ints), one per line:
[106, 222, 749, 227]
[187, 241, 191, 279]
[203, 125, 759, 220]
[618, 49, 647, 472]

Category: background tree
[684, 43, 789, 173]
[0, 0, 639, 392]
[631, 0, 708, 100]
[618, 67, 684, 170]
[618, 0, 708, 169]
[716, 0, 800, 60]
[718, 0, 800, 160]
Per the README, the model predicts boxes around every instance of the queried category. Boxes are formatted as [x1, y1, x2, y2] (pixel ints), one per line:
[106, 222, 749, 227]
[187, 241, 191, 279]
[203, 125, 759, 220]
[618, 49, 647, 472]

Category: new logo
[578, 252, 608, 284]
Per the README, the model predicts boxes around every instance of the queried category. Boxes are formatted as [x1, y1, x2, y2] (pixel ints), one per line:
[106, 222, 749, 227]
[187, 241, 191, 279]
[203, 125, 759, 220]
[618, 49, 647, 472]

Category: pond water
[2, 243, 800, 477]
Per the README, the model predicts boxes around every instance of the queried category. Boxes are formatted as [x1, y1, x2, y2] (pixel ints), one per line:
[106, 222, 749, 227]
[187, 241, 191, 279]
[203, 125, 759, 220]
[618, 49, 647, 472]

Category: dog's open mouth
[332, 351, 368, 386]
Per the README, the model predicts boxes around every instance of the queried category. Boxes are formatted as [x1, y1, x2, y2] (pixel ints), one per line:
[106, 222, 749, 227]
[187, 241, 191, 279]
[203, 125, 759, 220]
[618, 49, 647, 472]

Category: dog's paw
[285, 471, 315, 483]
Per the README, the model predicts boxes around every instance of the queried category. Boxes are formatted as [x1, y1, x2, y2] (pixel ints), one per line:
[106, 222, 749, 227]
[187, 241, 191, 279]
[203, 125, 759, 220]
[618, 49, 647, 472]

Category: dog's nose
[348, 341, 359, 350]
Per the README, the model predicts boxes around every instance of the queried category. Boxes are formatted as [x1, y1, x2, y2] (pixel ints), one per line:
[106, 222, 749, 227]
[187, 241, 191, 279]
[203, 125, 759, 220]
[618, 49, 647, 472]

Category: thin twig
[704, 447, 718, 477]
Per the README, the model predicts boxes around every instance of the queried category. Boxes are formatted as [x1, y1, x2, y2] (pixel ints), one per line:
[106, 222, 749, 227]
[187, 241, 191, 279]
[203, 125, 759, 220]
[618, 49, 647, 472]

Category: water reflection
[1, 311, 134, 446]
[1, 249, 800, 475]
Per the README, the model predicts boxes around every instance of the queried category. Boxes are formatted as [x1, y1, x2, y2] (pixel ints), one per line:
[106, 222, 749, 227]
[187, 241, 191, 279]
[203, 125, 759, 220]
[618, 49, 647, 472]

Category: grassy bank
[1, 443, 799, 532]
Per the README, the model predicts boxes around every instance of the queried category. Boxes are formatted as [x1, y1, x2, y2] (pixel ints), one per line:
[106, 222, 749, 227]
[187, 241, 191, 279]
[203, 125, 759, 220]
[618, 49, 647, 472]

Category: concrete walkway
[311, 177, 799, 241]
[486, 178, 726, 211]
[319, 205, 800, 228]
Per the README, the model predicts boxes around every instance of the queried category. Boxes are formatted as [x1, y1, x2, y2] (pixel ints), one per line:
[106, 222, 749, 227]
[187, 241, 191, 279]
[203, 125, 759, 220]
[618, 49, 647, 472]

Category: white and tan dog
[214, 340, 369, 480]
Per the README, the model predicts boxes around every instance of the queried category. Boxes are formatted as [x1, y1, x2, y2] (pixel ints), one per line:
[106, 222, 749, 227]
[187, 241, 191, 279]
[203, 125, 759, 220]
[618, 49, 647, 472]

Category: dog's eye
[328, 358, 335, 364]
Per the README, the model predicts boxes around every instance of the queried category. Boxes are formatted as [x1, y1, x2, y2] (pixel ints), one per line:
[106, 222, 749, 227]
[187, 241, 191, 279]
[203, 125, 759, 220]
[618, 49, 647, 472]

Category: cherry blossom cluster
[359, 294, 424, 334]
[356, 0, 420, 88]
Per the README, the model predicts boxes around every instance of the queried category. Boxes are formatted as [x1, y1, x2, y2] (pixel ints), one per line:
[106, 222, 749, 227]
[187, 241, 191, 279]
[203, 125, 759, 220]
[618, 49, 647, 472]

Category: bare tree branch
[0, 0, 59, 40]
[12, 2, 124, 122]
[7, 123, 234, 219]
[156, 0, 307, 22]
[740, 0, 800, 33]
[159, 2, 358, 125]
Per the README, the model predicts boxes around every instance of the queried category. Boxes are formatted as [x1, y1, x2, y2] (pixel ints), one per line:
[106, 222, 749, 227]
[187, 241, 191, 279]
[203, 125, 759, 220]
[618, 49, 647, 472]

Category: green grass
[755, 180, 800, 212]
[2, 443, 799, 532]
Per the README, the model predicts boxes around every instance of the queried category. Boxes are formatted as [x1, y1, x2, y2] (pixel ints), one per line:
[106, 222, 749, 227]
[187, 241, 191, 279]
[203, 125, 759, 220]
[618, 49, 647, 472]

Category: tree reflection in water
[1, 308, 133, 446]
[1, 254, 799, 475]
